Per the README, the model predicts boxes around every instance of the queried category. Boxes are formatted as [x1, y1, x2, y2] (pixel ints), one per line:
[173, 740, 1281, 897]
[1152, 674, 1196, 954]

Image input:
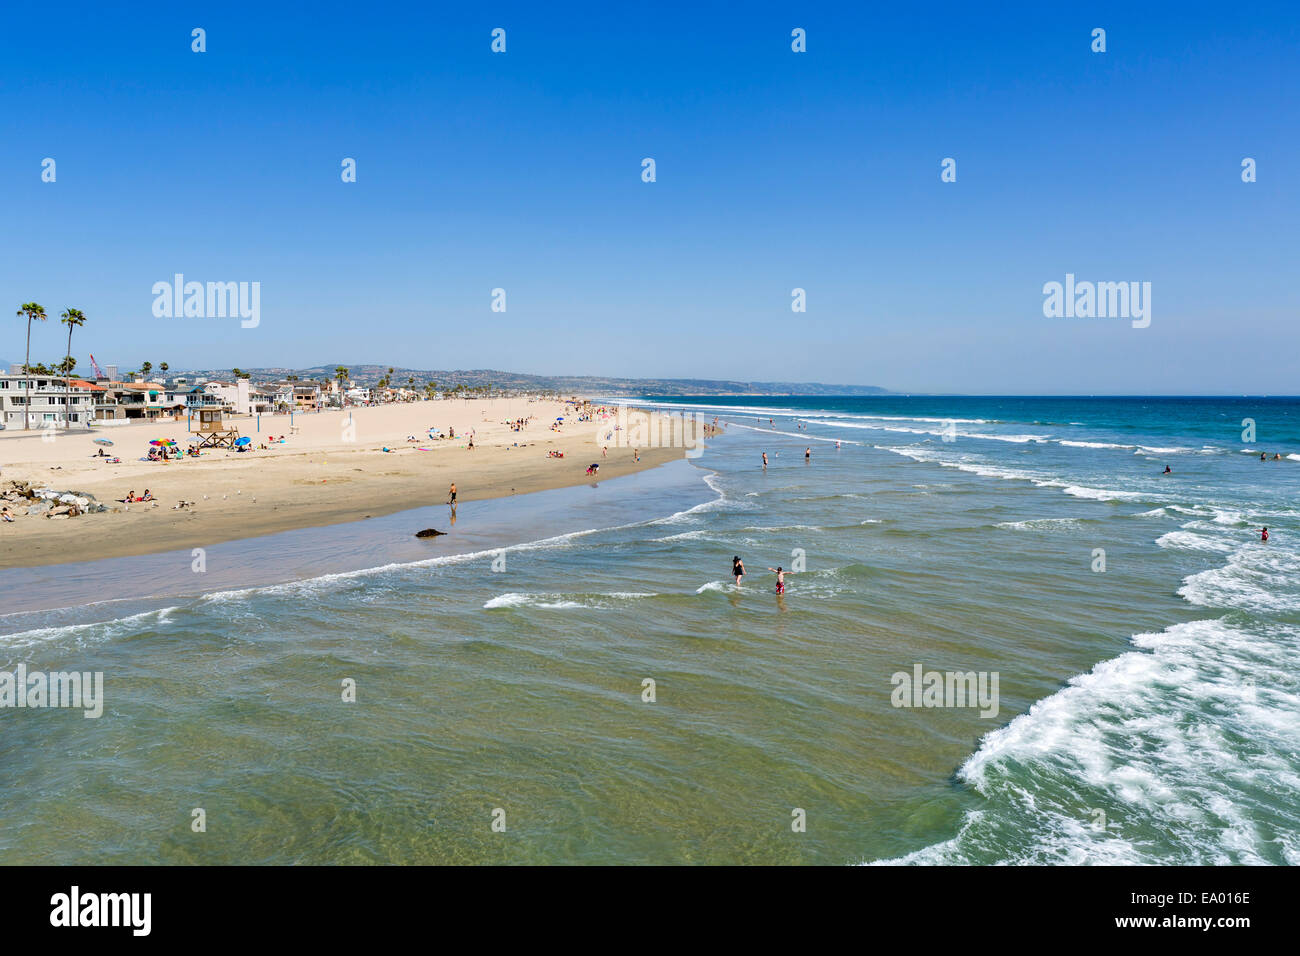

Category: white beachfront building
[201, 380, 276, 415]
[0, 371, 115, 428]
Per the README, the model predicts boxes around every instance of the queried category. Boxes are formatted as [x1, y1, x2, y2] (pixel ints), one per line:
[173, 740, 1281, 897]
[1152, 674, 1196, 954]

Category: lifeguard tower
[194, 408, 240, 449]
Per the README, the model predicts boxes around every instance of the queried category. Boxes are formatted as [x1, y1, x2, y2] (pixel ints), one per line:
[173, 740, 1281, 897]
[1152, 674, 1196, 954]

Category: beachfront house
[104, 381, 169, 421]
[165, 384, 219, 411]
[291, 383, 322, 410]
[0, 375, 116, 428]
[202, 379, 277, 416]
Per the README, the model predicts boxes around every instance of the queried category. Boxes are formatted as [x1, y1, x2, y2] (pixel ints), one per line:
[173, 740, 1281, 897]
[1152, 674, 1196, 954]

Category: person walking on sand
[448, 482, 457, 505]
[733, 555, 746, 587]
[766, 565, 795, 594]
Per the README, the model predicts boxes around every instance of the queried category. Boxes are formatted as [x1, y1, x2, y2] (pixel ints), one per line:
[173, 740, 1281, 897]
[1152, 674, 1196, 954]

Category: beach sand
[0, 398, 699, 568]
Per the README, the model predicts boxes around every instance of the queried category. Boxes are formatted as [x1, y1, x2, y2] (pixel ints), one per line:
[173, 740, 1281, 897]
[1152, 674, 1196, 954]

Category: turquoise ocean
[1, 395, 1298, 864]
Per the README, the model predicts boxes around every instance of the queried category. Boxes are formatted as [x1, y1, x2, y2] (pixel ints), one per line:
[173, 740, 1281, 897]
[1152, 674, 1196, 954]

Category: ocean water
[2, 396, 1298, 865]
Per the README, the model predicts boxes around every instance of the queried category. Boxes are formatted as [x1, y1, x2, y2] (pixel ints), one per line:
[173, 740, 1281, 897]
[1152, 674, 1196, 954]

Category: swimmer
[733, 556, 746, 587]
[1163, 466, 1171, 474]
[1261, 527, 1269, 542]
[766, 565, 795, 594]
[805, 447, 811, 462]
[762, 452, 768, 469]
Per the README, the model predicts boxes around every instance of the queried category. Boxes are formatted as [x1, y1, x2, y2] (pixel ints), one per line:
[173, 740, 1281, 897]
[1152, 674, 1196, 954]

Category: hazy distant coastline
[170, 365, 895, 397]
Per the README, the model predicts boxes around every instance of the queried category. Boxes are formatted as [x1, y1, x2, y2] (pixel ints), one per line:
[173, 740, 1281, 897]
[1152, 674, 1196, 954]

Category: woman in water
[732, 556, 746, 587]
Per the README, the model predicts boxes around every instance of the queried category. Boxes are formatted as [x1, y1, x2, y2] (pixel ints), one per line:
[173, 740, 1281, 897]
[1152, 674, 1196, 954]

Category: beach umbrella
[234, 436, 252, 446]
[93, 438, 114, 446]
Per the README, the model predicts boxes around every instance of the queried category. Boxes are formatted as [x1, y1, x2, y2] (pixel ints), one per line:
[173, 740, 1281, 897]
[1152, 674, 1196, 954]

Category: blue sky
[2, 1, 1297, 393]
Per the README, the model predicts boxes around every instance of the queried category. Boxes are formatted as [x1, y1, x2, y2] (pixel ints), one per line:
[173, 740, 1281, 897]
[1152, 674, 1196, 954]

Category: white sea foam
[1155, 530, 1234, 553]
[880, 445, 1146, 503]
[1059, 484, 1145, 502]
[727, 421, 862, 445]
[803, 417, 1049, 443]
[874, 617, 1300, 864]
[1058, 440, 1135, 450]
[1179, 546, 1300, 612]
[484, 591, 657, 610]
[1132, 507, 1168, 518]
[0, 605, 179, 650]
[653, 529, 716, 542]
[995, 518, 1084, 531]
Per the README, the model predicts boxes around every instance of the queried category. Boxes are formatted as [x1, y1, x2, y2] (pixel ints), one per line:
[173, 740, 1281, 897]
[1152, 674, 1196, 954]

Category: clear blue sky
[2, 1, 1297, 393]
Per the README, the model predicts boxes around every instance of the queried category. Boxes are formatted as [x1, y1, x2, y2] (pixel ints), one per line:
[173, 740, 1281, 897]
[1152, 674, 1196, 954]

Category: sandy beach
[0, 398, 699, 568]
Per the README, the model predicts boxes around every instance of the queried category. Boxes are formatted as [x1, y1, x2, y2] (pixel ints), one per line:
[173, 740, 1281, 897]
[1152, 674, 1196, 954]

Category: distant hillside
[182, 365, 892, 396]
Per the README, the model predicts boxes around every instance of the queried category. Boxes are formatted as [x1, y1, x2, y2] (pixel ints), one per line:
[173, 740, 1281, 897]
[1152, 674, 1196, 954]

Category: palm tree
[58, 308, 86, 428]
[141, 361, 153, 379]
[335, 366, 349, 406]
[159, 361, 169, 379]
[16, 302, 47, 430]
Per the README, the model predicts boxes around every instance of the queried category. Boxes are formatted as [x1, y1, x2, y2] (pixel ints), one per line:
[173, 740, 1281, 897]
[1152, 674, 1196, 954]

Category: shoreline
[0, 398, 704, 569]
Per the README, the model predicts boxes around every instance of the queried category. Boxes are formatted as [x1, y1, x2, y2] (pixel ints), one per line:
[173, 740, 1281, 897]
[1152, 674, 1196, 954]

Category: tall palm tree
[159, 361, 169, 379]
[141, 361, 153, 379]
[58, 308, 86, 428]
[15, 302, 47, 430]
[335, 366, 349, 406]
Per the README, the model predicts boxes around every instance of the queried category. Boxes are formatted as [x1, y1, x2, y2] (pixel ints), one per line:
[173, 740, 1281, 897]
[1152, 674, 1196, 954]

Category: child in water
[766, 565, 795, 594]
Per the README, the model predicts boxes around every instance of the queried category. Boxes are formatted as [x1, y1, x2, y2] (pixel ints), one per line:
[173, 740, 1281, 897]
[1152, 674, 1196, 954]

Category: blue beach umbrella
[234, 436, 252, 447]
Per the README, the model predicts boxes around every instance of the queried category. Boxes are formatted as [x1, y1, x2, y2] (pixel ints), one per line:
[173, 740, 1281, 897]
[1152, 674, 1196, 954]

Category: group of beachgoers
[730, 556, 795, 594]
